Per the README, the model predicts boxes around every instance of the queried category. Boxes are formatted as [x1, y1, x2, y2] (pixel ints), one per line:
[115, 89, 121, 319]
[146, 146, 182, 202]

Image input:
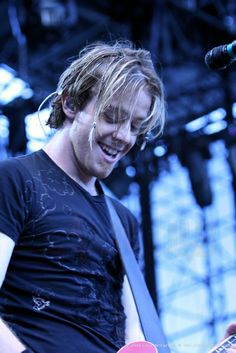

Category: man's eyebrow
[105, 106, 145, 121]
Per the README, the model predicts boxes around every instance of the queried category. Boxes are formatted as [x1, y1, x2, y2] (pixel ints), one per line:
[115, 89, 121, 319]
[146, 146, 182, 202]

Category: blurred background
[1, 1, 236, 352]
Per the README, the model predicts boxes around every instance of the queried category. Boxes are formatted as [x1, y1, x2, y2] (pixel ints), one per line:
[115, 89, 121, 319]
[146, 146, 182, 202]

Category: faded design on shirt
[37, 168, 75, 196]
[22, 168, 76, 231]
[43, 231, 84, 271]
[40, 219, 119, 305]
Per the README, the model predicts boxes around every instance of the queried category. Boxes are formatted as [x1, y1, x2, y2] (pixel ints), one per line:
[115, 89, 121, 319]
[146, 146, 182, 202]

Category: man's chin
[96, 168, 114, 180]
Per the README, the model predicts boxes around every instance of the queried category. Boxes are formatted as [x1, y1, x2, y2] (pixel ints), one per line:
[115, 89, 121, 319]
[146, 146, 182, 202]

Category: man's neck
[69, 175, 100, 196]
[42, 130, 98, 196]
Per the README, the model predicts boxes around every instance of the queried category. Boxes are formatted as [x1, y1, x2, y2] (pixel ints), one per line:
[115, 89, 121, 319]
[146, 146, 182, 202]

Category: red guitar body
[118, 341, 157, 353]
[118, 333, 236, 353]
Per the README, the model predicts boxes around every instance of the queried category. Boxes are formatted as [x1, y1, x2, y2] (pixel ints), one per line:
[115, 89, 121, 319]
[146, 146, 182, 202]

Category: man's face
[68, 88, 151, 182]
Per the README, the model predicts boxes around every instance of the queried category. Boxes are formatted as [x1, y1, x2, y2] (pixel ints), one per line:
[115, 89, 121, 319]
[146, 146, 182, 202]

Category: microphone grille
[205, 44, 231, 70]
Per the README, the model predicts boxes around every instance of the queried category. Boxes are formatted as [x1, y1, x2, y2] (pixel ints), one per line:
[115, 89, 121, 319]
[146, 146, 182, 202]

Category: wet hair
[46, 40, 165, 142]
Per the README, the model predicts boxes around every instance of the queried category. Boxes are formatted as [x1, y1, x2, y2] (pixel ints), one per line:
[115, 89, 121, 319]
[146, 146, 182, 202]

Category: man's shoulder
[0, 154, 27, 176]
[0, 151, 40, 177]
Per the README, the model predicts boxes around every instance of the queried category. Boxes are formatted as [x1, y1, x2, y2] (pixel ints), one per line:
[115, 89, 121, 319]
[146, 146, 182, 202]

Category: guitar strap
[105, 196, 171, 353]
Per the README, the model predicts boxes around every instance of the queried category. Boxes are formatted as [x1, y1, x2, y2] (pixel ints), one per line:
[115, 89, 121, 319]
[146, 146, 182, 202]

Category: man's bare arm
[0, 233, 26, 353]
[0, 232, 15, 287]
[0, 318, 26, 353]
[122, 275, 145, 343]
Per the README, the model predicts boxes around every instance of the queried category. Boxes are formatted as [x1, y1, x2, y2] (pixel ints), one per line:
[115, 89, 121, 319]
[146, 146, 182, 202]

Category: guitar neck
[209, 334, 236, 353]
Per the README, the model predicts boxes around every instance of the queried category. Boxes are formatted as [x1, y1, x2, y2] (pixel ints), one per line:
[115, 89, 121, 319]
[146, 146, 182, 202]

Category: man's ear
[62, 95, 76, 119]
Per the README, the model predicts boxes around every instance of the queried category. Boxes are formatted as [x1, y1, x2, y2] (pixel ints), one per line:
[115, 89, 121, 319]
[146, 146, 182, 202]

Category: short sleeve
[0, 158, 31, 242]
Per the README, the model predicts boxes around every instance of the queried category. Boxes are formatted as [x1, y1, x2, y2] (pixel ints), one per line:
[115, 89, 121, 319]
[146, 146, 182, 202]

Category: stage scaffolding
[122, 139, 236, 353]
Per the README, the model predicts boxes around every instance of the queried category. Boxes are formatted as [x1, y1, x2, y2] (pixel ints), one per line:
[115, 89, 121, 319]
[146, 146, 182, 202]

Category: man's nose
[113, 123, 131, 144]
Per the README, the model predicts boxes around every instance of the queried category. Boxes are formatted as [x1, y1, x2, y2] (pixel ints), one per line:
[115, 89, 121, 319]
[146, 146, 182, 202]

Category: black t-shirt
[0, 150, 140, 353]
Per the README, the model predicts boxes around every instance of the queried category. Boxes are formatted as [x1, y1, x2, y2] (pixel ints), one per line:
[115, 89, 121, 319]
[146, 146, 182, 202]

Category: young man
[0, 41, 235, 353]
[0, 41, 165, 353]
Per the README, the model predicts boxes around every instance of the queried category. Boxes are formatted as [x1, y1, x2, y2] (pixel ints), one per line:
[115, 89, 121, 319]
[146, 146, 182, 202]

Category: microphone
[205, 40, 236, 70]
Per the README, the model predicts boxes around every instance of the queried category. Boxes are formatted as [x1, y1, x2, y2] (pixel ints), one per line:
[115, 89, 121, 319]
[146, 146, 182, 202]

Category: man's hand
[224, 323, 236, 339]
[223, 323, 236, 353]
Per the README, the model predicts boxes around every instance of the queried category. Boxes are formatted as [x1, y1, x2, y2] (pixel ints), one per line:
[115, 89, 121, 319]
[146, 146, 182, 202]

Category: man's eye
[104, 113, 112, 122]
[131, 124, 141, 134]
[104, 113, 116, 123]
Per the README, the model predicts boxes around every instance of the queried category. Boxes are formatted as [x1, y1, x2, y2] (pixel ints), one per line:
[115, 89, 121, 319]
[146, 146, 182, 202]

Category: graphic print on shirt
[31, 287, 56, 312]
[34, 168, 75, 218]
[32, 296, 51, 311]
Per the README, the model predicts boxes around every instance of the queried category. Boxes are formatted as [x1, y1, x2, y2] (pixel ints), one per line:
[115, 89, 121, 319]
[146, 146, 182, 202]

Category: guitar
[208, 334, 236, 353]
[117, 341, 157, 353]
[117, 333, 236, 353]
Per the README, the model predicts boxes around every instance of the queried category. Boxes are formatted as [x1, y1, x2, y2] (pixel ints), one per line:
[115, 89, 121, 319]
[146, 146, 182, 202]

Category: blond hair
[47, 40, 165, 142]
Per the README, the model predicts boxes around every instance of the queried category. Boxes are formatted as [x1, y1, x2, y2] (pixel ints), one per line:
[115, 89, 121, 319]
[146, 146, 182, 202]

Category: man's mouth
[98, 142, 120, 158]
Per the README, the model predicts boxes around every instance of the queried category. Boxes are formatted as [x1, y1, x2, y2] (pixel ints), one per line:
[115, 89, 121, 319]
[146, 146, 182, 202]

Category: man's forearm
[0, 318, 26, 353]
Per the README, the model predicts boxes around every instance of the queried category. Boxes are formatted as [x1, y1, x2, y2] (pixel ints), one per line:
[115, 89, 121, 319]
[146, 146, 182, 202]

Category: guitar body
[118, 341, 157, 353]
[118, 333, 236, 353]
